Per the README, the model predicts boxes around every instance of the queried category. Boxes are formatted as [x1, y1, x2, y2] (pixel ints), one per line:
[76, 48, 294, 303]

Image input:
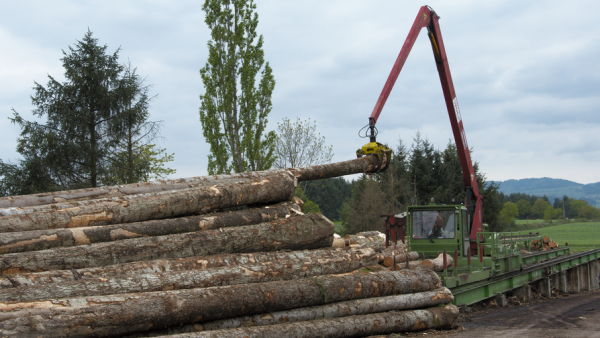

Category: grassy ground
[518, 221, 600, 253]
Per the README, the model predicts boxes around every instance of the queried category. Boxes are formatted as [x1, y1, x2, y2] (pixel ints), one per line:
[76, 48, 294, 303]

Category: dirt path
[449, 290, 600, 337]
[387, 289, 600, 338]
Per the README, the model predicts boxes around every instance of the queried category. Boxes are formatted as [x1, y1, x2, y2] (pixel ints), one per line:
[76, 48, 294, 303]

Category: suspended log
[0, 172, 297, 233]
[0, 156, 380, 210]
[0, 201, 300, 254]
[0, 268, 441, 337]
[286, 155, 379, 182]
[0, 213, 334, 275]
[420, 253, 454, 272]
[1, 247, 374, 288]
[0, 249, 377, 302]
[134, 305, 459, 338]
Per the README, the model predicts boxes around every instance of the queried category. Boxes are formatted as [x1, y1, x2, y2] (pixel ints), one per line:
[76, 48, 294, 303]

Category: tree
[4, 31, 173, 193]
[499, 201, 519, 229]
[515, 199, 531, 219]
[579, 204, 600, 220]
[340, 175, 389, 235]
[273, 118, 333, 169]
[199, 0, 276, 174]
[531, 199, 551, 219]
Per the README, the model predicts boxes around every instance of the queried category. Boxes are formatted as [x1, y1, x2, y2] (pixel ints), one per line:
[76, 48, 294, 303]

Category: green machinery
[397, 203, 600, 306]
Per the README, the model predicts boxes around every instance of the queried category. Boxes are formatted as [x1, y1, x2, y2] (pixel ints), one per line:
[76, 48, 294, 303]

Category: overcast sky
[1, 0, 599, 184]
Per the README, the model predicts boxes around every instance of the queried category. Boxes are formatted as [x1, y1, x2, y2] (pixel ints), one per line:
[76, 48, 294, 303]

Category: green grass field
[518, 221, 600, 253]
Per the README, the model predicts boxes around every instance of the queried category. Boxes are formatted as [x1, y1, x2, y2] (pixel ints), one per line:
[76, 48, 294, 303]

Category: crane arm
[366, 6, 483, 243]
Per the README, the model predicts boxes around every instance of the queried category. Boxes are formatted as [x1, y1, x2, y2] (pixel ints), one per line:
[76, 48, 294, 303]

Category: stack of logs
[531, 236, 560, 250]
[0, 157, 458, 337]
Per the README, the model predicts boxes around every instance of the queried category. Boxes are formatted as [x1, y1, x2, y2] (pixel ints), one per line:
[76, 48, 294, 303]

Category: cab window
[412, 210, 455, 239]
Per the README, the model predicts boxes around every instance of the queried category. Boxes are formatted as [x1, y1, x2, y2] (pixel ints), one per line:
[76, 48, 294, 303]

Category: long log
[0, 247, 368, 288]
[0, 249, 377, 302]
[0, 213, 334, 275]
[195, 287, 453, 331]
[0, 268, 440, 337]
[382, 251, 420, 267]
[0, 201, 300, 254]
[128, 289, 454, 336]
[0, 172, 296, 233]
[164, 305, 459, 338]
[0, 156, 380, 209]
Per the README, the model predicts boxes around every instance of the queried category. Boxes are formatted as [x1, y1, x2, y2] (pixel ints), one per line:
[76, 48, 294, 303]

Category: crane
[356, 5, 482, 254]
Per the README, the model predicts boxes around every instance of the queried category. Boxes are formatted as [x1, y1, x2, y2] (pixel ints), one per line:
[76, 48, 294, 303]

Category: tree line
[497, 192, 600, 228]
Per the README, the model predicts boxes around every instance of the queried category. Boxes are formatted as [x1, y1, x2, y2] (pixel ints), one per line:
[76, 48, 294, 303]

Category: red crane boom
[363, 5, 483, 247]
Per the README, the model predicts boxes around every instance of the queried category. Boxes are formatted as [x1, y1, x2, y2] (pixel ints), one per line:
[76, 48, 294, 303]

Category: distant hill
[489, 177, 600, 206]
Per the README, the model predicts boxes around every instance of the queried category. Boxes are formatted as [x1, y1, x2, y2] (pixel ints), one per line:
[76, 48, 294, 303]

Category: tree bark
[0, 172, 296, 233]
[0, 213, 334, 275]
[177, 305, 459, 338]
[0, 268, 441, 337]
[286, 155, 380, 181]
[420, 253, 454, 272]
[0, 249, 378, 303]
[195, 287, 453, 332]
[0, 201, 300, 254]
[0, 156, 380, 209]
[1, 247, 370, 288]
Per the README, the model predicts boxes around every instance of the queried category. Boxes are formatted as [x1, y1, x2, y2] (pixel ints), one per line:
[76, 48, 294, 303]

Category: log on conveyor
[0, 201, 301, 254]
[0, 267, 440, 337]
[0, 247, 368, 288]
[0, 248, 377, 302]
[381, 251, 420, 267]
[133, 305, 459, 338]
[0, 213, 334, 275]
[420, 253, 454, 272]
[0, 172, 296, 233]
[0, 156, 380, 209]
[182, 287, 454, 333]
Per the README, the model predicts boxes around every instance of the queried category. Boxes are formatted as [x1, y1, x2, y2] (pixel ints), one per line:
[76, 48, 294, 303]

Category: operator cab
[407, 203, 470, 258]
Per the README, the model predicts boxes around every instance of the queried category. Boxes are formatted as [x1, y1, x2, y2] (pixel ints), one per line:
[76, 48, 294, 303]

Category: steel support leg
[579, 264, 591, 292]
[591, 259, 599, 290]
[536, 278, 552, 297]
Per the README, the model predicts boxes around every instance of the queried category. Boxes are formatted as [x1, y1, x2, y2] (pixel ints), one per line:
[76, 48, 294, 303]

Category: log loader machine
[357, 5, 600, 306]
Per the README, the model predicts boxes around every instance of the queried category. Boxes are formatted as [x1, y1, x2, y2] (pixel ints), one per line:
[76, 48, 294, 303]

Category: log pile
[0, 157, 458, 337]
[531, 236, 560, 250]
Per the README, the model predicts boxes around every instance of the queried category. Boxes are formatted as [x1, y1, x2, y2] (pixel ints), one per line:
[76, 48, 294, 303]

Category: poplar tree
[199, 0, 276, 174]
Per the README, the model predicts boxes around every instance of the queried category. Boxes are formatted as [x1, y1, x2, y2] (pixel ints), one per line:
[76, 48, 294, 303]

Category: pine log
[133, 305, 459, 338]
[0, 172, 296, 232]
[0, 213, 334, 275]
[420, 253, 454, 272]
[0, 268, 441, 337]
[382, 252, 420, 267]
[0, 249, 377, 302]
[549, 241, 558, 248]
[543, 236, 550, 244]
[0, 156, 380, 210]
[0, 201, 300, 254]
[134, 288, 453, 335]
[0, 248, 372, 288]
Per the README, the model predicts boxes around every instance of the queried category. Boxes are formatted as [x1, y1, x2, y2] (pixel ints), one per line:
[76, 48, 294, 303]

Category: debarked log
[0, 213, 334, 275]
[195, 287, 453, 331]
[0, 268, 441, 338]
[168, 305, 459, 338]
[0, 172, 296, 233]
[0, 247, 369, 288]
[0, 201, 301, 254]
[0, 248, 377, 302]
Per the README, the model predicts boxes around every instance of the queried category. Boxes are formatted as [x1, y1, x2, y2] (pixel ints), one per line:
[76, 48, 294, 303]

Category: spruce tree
[3, 30, 172, 193]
